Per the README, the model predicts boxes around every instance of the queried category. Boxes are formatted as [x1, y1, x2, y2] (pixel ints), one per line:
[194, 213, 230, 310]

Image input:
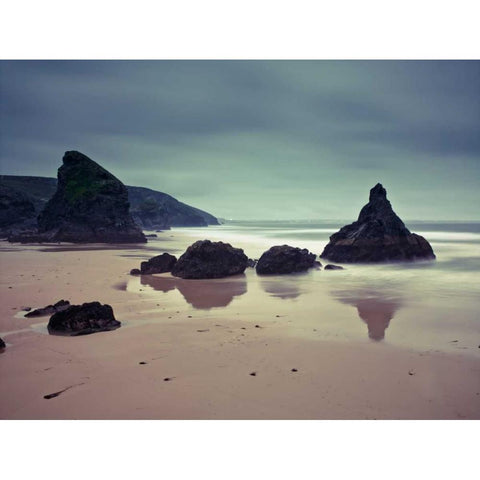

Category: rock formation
[128, 186, 219, 228]
[29, 151, 146, 243]
[140, 253, 177, 274]
[256, 245, 317, 275]
[171, 240, 248, 279]
[0, 337, 5, 349]
[48, 301, 120, 336]
[0, 174, 219, 232]
[0, 185, 37, 237]
[321, 183, 436, 263]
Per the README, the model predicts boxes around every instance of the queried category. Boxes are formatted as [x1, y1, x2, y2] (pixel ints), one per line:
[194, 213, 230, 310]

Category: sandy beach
[1, 227, 479, 420]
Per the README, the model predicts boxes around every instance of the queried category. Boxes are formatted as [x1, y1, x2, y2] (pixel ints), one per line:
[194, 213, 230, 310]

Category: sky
[1, 60, 479, 221]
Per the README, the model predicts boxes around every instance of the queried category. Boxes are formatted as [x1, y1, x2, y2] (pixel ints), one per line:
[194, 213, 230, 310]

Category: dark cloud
[1, 60, 479, 220]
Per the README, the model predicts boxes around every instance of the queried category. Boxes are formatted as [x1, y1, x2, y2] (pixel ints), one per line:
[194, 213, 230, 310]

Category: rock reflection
[259, 275, 309, 300]
[334, 290, 403, 341]
[140, 274, 247, 309]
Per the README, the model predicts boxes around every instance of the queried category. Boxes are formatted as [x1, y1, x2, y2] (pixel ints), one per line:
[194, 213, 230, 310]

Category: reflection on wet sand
[259, 273, 312, 300]
[140, 274, 247, 309]
[334, 290, 403, 341]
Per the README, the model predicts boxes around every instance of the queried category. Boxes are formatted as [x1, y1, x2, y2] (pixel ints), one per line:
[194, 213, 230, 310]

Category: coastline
[1, 230, 479, 420]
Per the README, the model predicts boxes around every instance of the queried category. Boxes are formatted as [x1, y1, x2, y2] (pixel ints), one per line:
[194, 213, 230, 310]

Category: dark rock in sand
[172, 240, 248, 279]
[48, 301, 120, 336]
[140, 253, 177, 274]
[0, 337, 5, 349]
[324, 264, 344, 270]
[145, 234, 158, 238]
[130, 268, 141, 276]
[12, 151, 146, 244]
[256, 245, 317, 275]
[320, 183, 436, 263]
[25, 299, 70, 317]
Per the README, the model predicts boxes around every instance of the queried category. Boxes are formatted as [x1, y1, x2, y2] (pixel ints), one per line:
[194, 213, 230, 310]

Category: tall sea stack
[320, 183, 435, 263]
[37, 151, 146, 243]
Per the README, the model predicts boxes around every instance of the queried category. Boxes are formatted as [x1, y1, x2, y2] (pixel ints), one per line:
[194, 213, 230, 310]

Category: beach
[1, 222, 479, 419]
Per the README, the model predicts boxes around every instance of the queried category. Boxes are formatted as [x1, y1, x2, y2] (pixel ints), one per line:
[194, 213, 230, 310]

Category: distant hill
[127, 185, 218, 228]
[0, 175, 219, 231]
[0, 176, 57, 213]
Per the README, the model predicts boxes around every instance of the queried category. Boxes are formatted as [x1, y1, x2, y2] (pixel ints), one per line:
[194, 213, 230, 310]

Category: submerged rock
[247, 258, 258, 268]
[172, 240, 248, 279]
[12, 151, 146, 244]
[324, 264, 344, 270]
[0, 337, 5, 349]
[48, 301, 120, 336]
[320, 183, 436, 263]
[25, 299, 70, 317]
[140, 253, 177, 274]
[256, 245, 317, 275]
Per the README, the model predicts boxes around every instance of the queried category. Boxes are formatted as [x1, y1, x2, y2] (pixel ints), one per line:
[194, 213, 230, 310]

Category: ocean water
[133, 220, 480, 355]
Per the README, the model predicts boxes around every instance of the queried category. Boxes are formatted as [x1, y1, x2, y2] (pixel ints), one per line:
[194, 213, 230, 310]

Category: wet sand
[1, 233, 479, 419]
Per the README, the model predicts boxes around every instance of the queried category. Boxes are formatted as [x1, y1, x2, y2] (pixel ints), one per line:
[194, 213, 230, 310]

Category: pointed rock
[320, 184, 435, 263]
[34, 151, 146, 243]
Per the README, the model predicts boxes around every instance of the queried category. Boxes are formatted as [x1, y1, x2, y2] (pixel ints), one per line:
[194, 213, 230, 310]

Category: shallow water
[126, 220, 480, 355]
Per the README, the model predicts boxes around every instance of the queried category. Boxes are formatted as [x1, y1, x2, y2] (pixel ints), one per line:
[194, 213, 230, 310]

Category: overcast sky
[1, 60, 479, 220]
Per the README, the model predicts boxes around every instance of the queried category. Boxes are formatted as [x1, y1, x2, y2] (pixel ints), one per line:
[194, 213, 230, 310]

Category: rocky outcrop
[0, 337, 5, 349]
[321, 183, 436, 263]
[37, 151, 146, 243]
[256, 245, 317, 275]
[8, 152, 146, 243]
[140, 253, 177, 274]
[172, 240, 248, 279]
[0, 185, 37, 237]
[0, 175, 219, 231]
[128, 186, 219, 228]
[0, 175, 57, 213]
[47, 301, 120, 336]
[25, 299, 70, 317]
